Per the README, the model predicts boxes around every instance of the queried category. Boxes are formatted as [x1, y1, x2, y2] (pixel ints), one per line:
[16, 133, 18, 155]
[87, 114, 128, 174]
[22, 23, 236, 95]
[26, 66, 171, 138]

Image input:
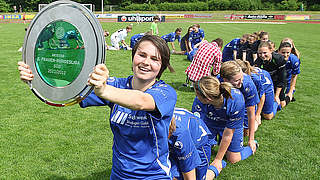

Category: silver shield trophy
[22, 0, 105, 106]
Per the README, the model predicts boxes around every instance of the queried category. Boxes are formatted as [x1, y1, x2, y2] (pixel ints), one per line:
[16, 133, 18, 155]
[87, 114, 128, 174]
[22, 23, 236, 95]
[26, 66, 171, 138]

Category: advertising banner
[117, 15, 165, 22]
[244, 15, 275, 20]
[285, 15, 310, 20]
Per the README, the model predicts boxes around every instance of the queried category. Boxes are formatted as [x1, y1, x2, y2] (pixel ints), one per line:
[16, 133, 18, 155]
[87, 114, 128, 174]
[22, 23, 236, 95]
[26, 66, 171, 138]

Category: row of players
[103, 23, 203, 53]
[18, 31, 300, 179]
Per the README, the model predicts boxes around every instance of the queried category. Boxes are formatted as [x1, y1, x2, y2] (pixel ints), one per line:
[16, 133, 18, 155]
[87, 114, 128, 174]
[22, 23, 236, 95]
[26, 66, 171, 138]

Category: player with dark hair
[161, 28, 182, 53]
[18, 35, 177, 179]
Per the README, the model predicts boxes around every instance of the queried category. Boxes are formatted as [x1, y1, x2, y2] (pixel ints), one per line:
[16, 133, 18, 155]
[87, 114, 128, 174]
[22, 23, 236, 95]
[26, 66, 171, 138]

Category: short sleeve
[226, 90, 245, 129]
[171, 130, 201, 173]
[145, 83, 177, 120]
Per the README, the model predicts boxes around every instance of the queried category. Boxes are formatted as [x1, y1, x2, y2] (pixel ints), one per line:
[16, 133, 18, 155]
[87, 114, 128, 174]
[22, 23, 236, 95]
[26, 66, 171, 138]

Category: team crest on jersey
[195, 105, 202, 111]
[245, 87, 250, 93]
[295, 62, 299, 66]
[174, 141, 183, 149]
[107, 77, 115, 82]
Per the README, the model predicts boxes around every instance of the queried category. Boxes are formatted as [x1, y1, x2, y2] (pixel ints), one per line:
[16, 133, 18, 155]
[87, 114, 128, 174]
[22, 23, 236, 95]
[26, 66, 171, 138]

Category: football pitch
[0, 20, 319, 179]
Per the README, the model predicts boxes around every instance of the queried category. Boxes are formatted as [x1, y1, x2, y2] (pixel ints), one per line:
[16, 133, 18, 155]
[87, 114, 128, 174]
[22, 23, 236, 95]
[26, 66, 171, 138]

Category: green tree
[0, 0, 10, 12]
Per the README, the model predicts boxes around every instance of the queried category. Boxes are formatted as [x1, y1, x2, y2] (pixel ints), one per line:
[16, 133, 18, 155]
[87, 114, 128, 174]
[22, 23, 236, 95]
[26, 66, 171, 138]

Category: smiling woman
[18, 35, 177, 179]
[81, 35, 177, 179]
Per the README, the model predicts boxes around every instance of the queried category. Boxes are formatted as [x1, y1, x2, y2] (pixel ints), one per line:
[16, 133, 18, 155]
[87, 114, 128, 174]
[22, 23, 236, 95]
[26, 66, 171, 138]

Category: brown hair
[126, 25, 133, 30]
[175, 28, 182, 33]
[258, 41, 273, 50]
[220, 61, 242, 81]
[132, 35, 174, 79]
[168, 116, 176, 139]
[259, 31, 269, 39]
[235, 59, 256, 75]
[212, 38, 223, 48]
[281, 38, 300, 59]
[195, 76, 233, 100]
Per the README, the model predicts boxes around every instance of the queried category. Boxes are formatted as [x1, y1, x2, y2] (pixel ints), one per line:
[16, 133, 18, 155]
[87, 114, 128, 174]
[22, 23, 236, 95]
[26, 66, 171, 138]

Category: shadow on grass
[168, 81, 194, 93]
[45, 168, 111, 180]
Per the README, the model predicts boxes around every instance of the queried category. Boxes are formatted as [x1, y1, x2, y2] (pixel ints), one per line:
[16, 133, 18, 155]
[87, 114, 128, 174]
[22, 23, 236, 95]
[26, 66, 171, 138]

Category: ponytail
[220, 82, 233, 100]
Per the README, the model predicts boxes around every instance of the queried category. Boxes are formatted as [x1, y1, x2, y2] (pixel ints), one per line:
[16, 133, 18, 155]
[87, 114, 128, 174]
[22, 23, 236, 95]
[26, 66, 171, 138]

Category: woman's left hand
[88, 64, 109, 96]
[248, 139, 256, 154]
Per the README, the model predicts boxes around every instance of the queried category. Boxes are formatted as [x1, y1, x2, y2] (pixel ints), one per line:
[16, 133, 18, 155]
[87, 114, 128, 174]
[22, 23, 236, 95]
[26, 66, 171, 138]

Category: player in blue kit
[188, 24, 205, 51]
[161, 28, 182, 53]
[169, 107, 219, 180]
[130, 31, 151, 49]
[18, 35, 177, 180]
[235, 59, 265, 129]
[277, 41, 301, 108]
[222, 34, 248, 62]
[192, 76, 258, 179]
[219, 61, 259, 146]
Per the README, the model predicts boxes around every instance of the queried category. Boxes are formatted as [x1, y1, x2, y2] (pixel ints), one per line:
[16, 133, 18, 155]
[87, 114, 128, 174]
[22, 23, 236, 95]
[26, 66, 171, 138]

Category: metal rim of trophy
[22, 0, 105, 107]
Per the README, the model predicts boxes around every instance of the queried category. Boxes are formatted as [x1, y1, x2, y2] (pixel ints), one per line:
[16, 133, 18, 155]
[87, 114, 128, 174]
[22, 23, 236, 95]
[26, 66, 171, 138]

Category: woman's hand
[18, 61, 33, 83]
[88, 64, 109, 97]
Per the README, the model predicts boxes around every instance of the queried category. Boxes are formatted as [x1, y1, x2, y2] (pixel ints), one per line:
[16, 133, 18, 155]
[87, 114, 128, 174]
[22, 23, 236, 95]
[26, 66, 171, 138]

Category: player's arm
[170, 42, 175, 51]
[255, 93, 265, 121]
[247, 105, 257, 153]
[287, 74, 298, 100]
[214, 128, 234, 162]
[274, 87, 282, 105]
[233, 50, 237, 60]
[88, 64, 156, 111]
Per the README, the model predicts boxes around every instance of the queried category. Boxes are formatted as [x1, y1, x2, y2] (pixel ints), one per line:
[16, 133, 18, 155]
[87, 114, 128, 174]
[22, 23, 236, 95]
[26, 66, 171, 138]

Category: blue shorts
[196, 144, 211, 180]
[262, 90, 275, 114]
[228, 128, 244, 153]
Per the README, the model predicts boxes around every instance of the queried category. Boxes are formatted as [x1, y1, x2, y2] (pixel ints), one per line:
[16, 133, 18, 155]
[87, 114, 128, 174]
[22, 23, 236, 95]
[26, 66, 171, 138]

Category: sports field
[0, 19, 319, 179]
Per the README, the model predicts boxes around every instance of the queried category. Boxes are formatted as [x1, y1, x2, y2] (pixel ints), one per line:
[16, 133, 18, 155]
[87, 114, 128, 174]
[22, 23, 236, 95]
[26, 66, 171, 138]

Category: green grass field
[0, 19, 320, 179]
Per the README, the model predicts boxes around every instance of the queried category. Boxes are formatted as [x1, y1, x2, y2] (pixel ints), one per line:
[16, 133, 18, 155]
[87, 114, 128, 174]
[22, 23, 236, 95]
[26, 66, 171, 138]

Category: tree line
[0, 0, 319, 12]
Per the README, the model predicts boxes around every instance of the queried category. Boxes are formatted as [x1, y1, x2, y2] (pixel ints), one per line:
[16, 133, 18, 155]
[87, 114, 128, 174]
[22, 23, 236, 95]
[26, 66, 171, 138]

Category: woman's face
[133, 40, 161, 82]
[192, 26, 199, 33]
[225, 72, 243, 89]
[260, 35, 269, 42]
[279, 47, 291, 60]
[248, 37, 255, 44]
[258, 46, 272, 61]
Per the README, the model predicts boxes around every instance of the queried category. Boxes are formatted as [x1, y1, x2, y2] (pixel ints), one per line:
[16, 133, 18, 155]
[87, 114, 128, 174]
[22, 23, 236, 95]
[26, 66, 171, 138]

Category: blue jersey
[189, 29, 205, 47]
[260, 69, 274, 94]
[80, 76, 177, 179]
[192, 88, 245, 131]
[217, 74, 259, 108]
[161, 32, 181, 43]
[285, 54, 301, 89]
[251, 68, 265, 98]
[222, 38, 241, 62]
[169, 108, 215, 179]
[130, 33, 144, 48]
